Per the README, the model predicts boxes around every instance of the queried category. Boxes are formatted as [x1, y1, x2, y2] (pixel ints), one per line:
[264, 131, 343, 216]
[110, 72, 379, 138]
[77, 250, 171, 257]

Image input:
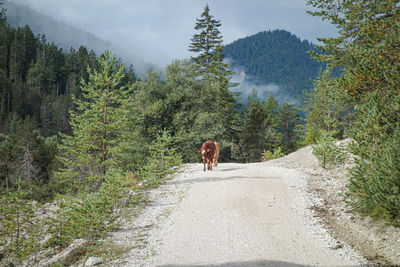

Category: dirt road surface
[111, 162, 366, 266]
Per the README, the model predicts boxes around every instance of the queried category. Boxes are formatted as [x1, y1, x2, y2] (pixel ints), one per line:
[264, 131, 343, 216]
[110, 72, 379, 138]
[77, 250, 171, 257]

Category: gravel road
[110, 162, 367, 266]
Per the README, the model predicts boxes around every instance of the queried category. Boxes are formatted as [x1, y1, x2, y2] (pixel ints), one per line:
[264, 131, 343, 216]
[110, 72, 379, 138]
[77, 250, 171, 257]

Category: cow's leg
[203, 160, 206, 171]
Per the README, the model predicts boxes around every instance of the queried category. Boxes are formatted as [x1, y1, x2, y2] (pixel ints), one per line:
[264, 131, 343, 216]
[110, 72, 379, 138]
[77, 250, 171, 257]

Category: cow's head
[198, 148, 208, 160]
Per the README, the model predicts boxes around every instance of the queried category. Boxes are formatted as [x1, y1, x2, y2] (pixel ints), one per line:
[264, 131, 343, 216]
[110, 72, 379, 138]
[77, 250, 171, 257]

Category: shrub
[348, 129, 400, 226]
[47, 169, 130, 248]
[261, 147, 284, 162]
[0, 182, 41, 264]
[140, 131, 182, 188]
[312, 132, 347, 169]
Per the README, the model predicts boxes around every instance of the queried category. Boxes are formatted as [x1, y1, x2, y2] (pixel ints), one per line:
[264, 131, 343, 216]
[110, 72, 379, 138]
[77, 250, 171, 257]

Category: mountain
[3, 1, 157, 76]
[224, 29, 323, 105]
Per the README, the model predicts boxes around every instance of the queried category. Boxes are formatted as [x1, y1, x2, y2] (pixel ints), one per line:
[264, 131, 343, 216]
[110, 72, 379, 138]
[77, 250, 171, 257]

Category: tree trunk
[101, 94, 108, 179]
[5, 168, 9, 193]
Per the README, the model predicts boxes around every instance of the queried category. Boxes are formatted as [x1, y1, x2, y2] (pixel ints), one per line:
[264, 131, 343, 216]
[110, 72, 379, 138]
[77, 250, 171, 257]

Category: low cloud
[230, 68, 279, 102]
[227, 58, 300, 106]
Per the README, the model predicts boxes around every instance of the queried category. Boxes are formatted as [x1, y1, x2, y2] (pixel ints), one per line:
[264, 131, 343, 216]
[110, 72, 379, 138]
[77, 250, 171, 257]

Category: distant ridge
[3, 1, 157, 76]
[224, 29, 323, 104]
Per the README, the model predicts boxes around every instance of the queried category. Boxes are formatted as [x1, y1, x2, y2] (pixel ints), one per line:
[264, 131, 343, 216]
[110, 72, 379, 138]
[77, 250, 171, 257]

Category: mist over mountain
[224, 29, 323, 105]
[3, 1, 158, 76]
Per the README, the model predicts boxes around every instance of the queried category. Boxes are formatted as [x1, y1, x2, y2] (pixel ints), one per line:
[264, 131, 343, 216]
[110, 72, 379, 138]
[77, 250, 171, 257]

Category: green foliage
[0, 16, 118, 194]
[131, 60, 236, 163]
[349, 128, 400, 226]
[302, 126, 320, 147]
[0, 115, 58, 193]
[235, 92, 299, 162]
[224, 29, 323, 103]
[239, 90, 271, 162]
[47, 195, 106, 247]
[307, 0, 400, 225]
[0, 13, 138, 195]
[140, 130, 182, 188]
[312, 132, 347, 169]
[261, 147, 284, 162]
[47, 167, 143, 248]
[303, 70, 355, 142]
[54, 51, 133, 192]
[189, 4, 223, 76]
[279, 102, 301, 153]
[0, 182, 41, 264]
[0, 2, 5, 19]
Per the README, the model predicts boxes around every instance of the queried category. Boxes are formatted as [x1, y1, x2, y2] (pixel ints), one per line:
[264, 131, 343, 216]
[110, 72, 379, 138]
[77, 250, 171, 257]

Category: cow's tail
[213, 142, 220, 167]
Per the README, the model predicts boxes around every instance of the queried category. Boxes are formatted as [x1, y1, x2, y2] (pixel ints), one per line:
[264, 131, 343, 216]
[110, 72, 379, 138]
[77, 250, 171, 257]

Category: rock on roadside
[85, 256, 103, 266]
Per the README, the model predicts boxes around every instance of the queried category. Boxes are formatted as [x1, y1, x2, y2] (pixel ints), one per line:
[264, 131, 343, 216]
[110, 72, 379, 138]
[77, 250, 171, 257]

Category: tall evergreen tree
[264, 94, 282, 151]
[0, 71, 10, 124]
[241, 90, 268, 162]
[0, 2, 5, 18]
[303, 70, 355, 145]
[279, 102, 300, 152]
[188, 5, 238, 160]
[55, 51, 132, 191]
[189, 4, 223, 76]
[0, 115, 39, 190]
[188, 4, 235, 88]
[0, 2, 7, 73]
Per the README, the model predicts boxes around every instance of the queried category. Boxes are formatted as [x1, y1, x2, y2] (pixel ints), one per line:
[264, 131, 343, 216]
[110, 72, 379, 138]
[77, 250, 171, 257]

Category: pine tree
[0, 70, 10, 124]
[141, 130, 182, 187]
[0, 2, 5, 22]
[240, 90, 269, 162]
[19, 144, 37, 181]
[188, 5, 238, 159]
[189, 4, 223, 76]
[188, 4, 235, 87]
[0, 2, 7, 79]
[0, 17, 7, 74]
[0, 115, 38, 190]
[279, 102, 300, 152]
[9, 30, 24, 82]
[54, 51, 132, 191]
[123, 64, 137, 85]
[303, 70, 355, 145]
[264, 94, 283, 152]
[0, 182, 41, 263]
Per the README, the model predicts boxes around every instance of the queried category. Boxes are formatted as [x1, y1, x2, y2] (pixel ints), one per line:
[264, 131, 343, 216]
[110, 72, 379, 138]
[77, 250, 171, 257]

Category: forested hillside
[224, 29, 323, 103]
[3, 1, 154, 75]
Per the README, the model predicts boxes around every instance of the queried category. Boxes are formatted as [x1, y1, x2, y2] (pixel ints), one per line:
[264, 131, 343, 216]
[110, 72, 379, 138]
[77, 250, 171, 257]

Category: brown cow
[213, 141, 220, 167]
[199, 140, 216, 171]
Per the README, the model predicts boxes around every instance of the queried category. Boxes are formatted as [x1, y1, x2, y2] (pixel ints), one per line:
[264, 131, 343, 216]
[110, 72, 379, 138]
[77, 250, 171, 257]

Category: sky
[11, 0, 337, 67]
